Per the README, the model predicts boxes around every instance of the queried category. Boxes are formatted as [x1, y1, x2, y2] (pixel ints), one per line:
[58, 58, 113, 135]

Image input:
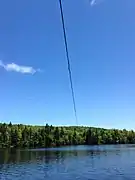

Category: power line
[58, 0, 78, 125]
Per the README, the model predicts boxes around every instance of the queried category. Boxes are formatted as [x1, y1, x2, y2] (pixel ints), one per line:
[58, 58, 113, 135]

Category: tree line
[0, 122, 135, 148]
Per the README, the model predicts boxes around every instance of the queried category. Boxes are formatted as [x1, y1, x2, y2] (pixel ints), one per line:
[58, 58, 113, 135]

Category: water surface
[0, 145, 135, 180]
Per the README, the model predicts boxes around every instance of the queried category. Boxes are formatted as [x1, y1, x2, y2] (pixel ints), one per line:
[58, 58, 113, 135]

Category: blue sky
[0, 0, 135, 129]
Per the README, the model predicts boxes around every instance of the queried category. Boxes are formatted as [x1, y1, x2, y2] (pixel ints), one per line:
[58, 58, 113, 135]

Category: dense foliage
[0, 122, 135, 148]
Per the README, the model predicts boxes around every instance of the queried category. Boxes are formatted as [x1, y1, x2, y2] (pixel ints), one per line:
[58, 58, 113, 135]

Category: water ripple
[0, 145, 135, 180]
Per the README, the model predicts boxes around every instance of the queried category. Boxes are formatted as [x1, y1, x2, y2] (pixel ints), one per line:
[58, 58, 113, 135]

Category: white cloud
[90, 0, 96, 6]
[90, 0, 105, 6]
[0, 60, 40, 75]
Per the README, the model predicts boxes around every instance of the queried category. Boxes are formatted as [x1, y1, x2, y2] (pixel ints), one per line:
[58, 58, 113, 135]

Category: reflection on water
[0, 145, 135, 180]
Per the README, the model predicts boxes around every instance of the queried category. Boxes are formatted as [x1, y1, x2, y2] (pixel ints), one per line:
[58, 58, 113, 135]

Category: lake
[0, 145, 135, 180]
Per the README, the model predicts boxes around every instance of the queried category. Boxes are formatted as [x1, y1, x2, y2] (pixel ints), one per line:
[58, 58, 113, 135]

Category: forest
[0, 122, 135, 148]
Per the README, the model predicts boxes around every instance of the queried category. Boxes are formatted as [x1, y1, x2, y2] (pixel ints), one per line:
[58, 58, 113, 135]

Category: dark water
[0, 145, 135, 180]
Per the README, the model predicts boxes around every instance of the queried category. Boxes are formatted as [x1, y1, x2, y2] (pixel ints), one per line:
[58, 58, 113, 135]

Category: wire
[58, 0, 78, 125]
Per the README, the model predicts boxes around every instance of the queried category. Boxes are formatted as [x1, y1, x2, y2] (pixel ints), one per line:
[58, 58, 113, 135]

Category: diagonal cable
[58, 0, 78, 125]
